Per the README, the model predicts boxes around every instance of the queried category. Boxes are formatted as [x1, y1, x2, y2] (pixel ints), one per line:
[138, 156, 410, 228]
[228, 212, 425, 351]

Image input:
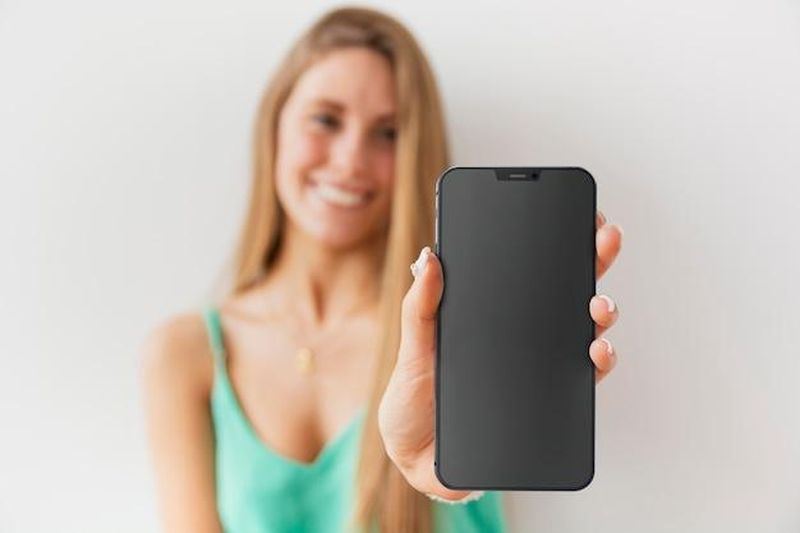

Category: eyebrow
[310, 98, 396, 122]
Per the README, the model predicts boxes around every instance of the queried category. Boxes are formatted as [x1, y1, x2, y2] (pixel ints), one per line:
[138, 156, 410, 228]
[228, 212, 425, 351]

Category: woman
[142, 6, 622, 533]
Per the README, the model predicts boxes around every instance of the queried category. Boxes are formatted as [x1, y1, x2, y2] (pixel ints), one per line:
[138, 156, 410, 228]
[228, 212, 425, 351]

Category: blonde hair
[225, 6, 449, 532]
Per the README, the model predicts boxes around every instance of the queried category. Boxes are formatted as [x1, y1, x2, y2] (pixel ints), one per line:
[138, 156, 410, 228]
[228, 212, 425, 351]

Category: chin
[301, 219, 386, 252]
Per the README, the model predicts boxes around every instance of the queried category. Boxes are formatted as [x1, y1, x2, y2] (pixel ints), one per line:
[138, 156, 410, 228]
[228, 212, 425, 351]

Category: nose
[330, 127, 368, 178]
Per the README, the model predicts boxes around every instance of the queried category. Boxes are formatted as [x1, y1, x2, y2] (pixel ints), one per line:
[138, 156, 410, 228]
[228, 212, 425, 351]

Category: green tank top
[202, 306, 507, 533]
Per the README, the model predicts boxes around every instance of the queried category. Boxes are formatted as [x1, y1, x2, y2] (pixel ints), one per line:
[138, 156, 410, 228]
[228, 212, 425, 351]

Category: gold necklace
[284, 313, 321, 376]
[295, 346, 315, 375]
[286, 300, 376, 376]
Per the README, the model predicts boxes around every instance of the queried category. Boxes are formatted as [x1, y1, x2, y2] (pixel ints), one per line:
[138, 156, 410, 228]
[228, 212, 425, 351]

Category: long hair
[223, 6, 449, 532]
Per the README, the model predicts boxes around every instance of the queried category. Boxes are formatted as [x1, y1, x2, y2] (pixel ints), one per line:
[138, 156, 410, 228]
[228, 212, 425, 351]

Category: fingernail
[600, 338, 614, 357]
[410, 246, 431, 279]
[598, 294, 616, 313]
[597, 211, 606, 225]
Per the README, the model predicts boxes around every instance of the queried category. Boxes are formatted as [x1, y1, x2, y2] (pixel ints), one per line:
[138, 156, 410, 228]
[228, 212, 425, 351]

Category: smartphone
[434, 166, 596, 491]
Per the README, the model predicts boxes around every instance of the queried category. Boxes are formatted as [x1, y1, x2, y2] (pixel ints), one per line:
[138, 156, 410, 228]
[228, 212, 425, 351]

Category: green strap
[202, 305, 226, 369]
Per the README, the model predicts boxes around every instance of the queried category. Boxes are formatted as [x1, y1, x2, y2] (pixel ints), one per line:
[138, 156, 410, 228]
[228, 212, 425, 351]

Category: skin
[141, 46, 623, 532]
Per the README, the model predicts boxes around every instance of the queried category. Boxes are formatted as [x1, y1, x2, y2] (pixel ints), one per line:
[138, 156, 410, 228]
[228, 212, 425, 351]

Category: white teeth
[312, 182, 368, 207]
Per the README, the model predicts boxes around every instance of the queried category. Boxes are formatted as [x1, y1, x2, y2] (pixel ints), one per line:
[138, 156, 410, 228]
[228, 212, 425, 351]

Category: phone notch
[496, 168, 541, 181]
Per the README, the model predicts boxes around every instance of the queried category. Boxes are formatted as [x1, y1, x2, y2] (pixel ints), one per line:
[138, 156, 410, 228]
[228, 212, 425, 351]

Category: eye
[312, 113, 339, 129]
[378, 126, 397, 142]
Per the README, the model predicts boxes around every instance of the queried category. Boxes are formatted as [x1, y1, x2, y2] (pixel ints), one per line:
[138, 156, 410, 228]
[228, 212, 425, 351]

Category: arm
[141, 314, 223, 533]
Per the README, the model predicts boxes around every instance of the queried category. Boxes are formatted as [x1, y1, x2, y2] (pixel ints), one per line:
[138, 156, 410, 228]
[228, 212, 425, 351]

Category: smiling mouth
[308, 178, 374, 209]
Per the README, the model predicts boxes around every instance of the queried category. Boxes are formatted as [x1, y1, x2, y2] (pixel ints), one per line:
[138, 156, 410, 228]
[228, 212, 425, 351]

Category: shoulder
[140, 310, 215, 398]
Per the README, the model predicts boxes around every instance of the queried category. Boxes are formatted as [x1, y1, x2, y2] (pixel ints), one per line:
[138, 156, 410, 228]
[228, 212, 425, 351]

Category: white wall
[1, 0, 798, 531]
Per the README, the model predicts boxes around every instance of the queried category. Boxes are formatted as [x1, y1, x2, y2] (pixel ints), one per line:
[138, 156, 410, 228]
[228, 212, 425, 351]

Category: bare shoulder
[140, 310, 214, 397]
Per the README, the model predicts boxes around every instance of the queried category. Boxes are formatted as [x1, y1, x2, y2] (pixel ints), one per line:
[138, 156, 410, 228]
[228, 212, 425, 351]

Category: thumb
[398, 246, 444, 369]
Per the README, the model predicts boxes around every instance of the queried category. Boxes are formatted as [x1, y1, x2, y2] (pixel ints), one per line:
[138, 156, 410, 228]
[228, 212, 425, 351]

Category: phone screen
[435, 167, 596, 490]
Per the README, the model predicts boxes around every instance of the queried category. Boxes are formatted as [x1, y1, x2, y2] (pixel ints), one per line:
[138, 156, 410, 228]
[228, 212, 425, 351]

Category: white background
[1, 0, 798, 531]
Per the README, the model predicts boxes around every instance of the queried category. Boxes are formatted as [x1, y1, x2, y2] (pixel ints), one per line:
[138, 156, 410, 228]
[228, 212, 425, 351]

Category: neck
[264, 221, 385, 330]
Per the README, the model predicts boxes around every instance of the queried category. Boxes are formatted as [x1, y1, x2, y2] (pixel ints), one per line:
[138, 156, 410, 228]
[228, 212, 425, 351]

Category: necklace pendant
[296, 347, 315, 375]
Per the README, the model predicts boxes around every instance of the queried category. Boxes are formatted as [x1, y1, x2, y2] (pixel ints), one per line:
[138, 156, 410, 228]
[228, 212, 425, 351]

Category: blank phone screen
[435, 167, 596, 490]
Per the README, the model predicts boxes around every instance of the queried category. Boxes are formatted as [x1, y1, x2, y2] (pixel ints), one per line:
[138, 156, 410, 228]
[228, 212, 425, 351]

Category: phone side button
[434, 201, 440, 253]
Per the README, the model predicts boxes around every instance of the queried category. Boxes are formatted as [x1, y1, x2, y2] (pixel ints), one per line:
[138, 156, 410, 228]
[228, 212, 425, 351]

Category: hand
[378, 211, 624, 501]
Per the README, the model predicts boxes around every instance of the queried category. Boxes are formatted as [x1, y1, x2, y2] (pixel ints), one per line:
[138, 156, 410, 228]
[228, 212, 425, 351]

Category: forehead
[289, 47, 396, 117]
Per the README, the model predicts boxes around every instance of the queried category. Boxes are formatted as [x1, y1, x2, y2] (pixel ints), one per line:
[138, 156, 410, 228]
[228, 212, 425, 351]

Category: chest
[220, 316, 380, 465]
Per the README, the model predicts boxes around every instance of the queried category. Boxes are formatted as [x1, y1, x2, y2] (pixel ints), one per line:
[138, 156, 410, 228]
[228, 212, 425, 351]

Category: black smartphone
[434, 166, 596, 491]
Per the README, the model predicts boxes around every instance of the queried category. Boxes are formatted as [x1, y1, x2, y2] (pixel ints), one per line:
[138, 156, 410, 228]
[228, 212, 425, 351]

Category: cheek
[374, 148, 396, 198]
[281, 129, 328, 173]
[275, 128, 328, 198]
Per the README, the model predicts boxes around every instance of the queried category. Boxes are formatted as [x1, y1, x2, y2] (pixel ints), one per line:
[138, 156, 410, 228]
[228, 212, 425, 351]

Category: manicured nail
[598, 294, 616, 313]
[600, 338, 614, 357]
[410, 246, 431, 278]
